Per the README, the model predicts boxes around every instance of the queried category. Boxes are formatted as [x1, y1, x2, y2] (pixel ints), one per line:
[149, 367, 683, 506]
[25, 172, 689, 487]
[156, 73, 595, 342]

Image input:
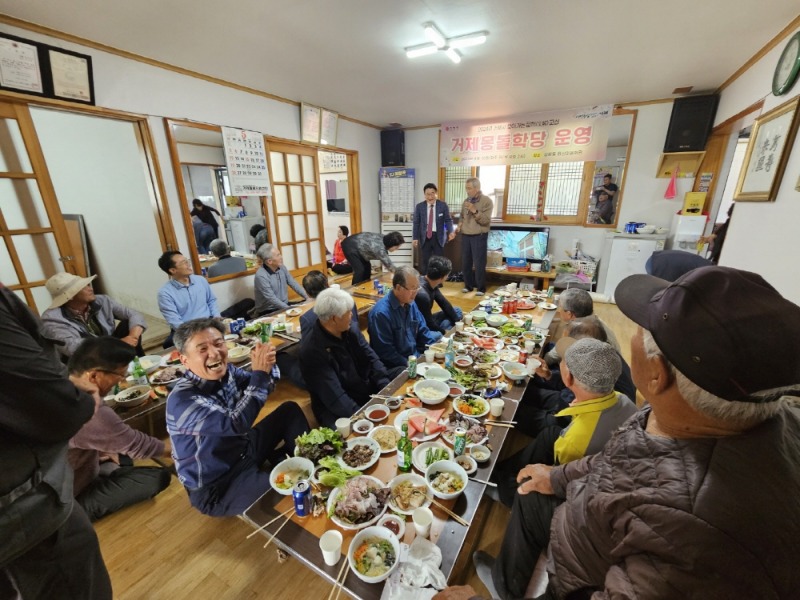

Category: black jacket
[414, 277, 459, 334]
[298, 319, 390, 428]
[0, 286, 95, 566]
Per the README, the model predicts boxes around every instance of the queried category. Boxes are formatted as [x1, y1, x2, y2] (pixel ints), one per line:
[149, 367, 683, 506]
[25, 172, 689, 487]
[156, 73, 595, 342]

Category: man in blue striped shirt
[166, 318, 309, 516]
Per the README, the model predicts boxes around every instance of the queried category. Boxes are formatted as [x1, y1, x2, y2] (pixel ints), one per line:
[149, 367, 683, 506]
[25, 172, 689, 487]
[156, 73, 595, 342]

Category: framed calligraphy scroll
[735, 97, 799, 202]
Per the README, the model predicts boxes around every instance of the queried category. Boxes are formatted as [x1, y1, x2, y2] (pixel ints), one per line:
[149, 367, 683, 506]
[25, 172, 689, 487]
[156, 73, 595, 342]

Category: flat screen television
[488, 225, 550, 263]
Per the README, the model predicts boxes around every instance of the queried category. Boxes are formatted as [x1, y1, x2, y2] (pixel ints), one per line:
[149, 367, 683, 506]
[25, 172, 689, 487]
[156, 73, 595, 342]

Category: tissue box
[505, 258, 528, 271]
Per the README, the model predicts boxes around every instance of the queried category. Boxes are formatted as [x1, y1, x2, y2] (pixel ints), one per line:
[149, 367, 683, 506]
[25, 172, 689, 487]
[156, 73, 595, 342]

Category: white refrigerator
[597, 232, 667, 299]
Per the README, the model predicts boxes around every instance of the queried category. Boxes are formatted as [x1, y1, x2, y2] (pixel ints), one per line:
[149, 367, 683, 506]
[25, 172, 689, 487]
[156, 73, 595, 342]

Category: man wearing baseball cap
[470, 266, 800, 600]
[41, 272, 147, 358]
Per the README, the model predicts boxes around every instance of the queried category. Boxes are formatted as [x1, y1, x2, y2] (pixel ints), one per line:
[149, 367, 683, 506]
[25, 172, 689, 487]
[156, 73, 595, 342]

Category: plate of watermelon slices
[394, 407, 447, 442]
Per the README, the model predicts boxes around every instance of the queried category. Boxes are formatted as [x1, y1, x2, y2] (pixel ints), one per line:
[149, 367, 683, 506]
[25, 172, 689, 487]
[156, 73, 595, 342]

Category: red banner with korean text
[440, 105, 613, 167]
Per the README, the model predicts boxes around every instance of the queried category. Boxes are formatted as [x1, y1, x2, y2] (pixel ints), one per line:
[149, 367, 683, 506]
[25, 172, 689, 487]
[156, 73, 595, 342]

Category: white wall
[1, 22, 382, 312]
[713, 24, 800, 304]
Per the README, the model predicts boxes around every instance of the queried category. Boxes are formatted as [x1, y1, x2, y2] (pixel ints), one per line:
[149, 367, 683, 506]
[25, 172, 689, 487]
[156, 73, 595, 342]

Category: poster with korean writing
[222, 126, 271, 196]
[440, 105, 613, 167]
[379, 167, 415, 220]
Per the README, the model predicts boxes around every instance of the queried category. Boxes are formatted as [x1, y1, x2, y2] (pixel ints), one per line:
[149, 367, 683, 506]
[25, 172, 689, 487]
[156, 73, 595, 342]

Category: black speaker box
[664, 94, 720, 152]
[381, 129, 405, 166]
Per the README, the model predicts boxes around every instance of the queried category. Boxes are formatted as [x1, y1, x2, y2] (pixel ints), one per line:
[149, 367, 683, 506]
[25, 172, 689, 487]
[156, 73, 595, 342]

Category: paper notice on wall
[0, 37, 43, 93]
[698, 172, 713, 193]
[222, 127, 271, 196]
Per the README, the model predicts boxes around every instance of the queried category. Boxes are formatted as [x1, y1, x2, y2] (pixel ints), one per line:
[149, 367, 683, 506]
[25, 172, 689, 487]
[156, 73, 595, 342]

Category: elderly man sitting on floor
[299, 288, 391, 428]
[167, 318, 309, 517]
[455, 266, 800, 600]
[488, 337, 636, 507]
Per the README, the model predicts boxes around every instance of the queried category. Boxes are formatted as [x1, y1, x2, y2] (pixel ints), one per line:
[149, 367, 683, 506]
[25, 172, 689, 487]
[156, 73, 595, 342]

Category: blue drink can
[373, 278, 380, 291]
[201, 267, 209, 277]
[293, 480, 311, 517]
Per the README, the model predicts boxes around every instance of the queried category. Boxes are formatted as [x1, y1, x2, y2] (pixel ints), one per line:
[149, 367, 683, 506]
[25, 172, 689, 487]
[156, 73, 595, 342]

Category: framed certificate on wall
[0, 33, 45, 95]
[47, 47, 94, 104]
[301, 102, 321, 143]
[320, 109, 338, 146]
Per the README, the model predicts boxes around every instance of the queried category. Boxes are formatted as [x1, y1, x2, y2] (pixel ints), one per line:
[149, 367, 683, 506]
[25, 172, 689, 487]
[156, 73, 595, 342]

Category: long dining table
[240, 286, 560, 600]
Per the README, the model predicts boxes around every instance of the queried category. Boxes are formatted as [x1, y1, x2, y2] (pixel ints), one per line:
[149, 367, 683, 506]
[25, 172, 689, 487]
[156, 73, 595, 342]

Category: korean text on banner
[222, 126, 271, 196]
[440, 105, 613, 167]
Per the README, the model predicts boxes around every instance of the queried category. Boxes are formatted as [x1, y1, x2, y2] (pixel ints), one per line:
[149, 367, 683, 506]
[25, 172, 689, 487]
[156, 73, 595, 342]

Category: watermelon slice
[426, 408, 445, 422]
[423, 419, 446, 435]
[408, 415, 427, 438]
[407, 398, 422, 408]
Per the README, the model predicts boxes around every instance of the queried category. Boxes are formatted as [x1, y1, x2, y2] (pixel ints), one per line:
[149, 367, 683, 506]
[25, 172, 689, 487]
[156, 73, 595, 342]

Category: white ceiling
[1, 1, 798, 128]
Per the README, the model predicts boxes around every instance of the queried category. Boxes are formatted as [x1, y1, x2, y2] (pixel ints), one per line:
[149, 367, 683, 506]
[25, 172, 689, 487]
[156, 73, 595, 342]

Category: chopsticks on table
[273, 331, 300, 343]
[328, 559, 349, 600]
[485, 422, 515, 429]
[469, 477, 497, 488]
[426, 495, 470, 527]
[246, 507, 294, 539]
[263, 512, 294, 549]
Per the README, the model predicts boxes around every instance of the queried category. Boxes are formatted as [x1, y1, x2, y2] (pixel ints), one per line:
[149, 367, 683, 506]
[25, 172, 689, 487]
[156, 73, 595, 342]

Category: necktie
[426, 205, 433, 239]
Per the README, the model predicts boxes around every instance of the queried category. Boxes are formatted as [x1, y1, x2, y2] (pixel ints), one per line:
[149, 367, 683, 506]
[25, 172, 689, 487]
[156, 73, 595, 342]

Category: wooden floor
[96, 283, 638, 599]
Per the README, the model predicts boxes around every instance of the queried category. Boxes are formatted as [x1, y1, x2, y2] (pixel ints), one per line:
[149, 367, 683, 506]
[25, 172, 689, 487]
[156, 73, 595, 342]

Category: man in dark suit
[413, 183, 455, 275]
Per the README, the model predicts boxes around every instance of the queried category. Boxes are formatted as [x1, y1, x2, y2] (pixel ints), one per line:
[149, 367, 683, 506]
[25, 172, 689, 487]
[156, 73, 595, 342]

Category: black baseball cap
[616, 266, 800, 402]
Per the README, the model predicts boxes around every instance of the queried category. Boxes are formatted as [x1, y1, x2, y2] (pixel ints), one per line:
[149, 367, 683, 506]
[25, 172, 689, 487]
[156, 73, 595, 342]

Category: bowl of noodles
[348, 526, 401, 583]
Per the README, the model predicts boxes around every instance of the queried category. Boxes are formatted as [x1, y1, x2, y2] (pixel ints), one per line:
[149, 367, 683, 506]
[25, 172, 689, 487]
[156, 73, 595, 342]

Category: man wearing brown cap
[41, 272, 147, 358]
[464, 266, 800, 600]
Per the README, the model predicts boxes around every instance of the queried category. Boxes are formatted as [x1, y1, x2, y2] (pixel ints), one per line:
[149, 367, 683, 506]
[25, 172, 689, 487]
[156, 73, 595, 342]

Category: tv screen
[488, 226, 550, 263]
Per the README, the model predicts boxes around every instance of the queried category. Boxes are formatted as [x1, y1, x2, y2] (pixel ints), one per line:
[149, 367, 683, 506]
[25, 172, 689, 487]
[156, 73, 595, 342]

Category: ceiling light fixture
[424, 23, 447, 48]
[445, 48, 462, 64]
[404, 22, 488, 63]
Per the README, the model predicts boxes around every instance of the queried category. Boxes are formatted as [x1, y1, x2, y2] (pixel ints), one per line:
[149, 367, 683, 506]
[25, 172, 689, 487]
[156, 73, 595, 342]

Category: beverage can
[518, 349, 528, 364]
[201, 267, 208, 277]
[292, 480, 311, 517]
[373, 278, 380, 291]
[453, 427, 467, 457]
[407, 355, 417, 378]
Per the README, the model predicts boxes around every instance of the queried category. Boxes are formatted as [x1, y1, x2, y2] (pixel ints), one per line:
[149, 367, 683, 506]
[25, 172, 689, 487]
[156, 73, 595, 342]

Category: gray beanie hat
[563, 338, 621, 394]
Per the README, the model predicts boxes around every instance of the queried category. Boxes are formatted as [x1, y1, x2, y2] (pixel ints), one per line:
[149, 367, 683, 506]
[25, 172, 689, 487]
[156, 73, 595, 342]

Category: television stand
[485, 266, 557, 290]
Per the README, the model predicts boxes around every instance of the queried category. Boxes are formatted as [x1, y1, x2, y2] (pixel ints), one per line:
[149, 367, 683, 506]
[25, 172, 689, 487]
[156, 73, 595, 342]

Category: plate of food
[498, 349, 520, 363]
[475, 326, 501, 338]
[441, 414, 489, 447]
[149, 365, 185, 386]
[160, 350, 182, 367]
[269, 457, 314, 495]
[539, 302, 558, 310]
[311, 456, 361, 487]
[412, 441, 454, 473]
[369, 425, 401, 454]
[474, 350, 500, 366]
[515, 300, 538, 310]
[130, 355, 162, 375]
[394, 407, 447, 442]
[387, 473, 431, 515]
[339, 437, 381, 471]
[286, 307, 303, 317]
[226, 345, 251, 363]
[453, 395, 490, 418]
[471, 336, 504, 351]
[294, 427, 344, 463]
[327, 475, 390, 530]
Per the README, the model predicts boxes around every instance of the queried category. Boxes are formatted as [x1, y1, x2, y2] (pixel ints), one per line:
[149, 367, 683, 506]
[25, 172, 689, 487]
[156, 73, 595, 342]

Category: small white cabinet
[597, 232, 666, 299]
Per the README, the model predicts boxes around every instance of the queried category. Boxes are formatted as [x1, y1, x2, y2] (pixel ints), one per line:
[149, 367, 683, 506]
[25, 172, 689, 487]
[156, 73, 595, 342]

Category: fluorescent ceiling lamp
[449, 32, 488, 49]
[424, 23, 447, 48]
[406, 43, 439, 58]
[445, 48, 462, 64]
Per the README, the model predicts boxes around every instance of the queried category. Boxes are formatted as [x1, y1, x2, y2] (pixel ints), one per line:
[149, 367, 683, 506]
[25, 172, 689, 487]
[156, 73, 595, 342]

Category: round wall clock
[773, 31, 800, 96]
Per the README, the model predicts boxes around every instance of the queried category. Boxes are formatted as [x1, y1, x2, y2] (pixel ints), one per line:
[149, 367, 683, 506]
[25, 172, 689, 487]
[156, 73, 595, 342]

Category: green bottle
[444, 336, 455, 370]
[260, 321, 271, 343]
[397, 423, 412, 473]
[131, 357, 148, 386]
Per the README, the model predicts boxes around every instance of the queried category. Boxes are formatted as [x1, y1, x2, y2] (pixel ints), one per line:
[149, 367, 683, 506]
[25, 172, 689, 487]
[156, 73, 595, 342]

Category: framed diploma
[301, 102, 321, 144]
[47, 48, 94, 105]
[320, 109, 339, 146]
[0, 33, 45, 95]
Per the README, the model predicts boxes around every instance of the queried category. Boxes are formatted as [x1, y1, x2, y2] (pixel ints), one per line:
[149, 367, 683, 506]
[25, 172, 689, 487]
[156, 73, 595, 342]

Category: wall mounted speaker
[664, 94, 719, 152]
[381, 129, 405, 167]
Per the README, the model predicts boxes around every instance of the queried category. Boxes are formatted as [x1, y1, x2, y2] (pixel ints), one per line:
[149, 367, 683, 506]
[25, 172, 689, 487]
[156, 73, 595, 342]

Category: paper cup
[335, 417, 351, 438]
[524, 341, 535, 354]
[424, 349, 436, 363]
[455, 321, 464, 332]
[412, 507, 433, 538]
[285, 322, 295, 334]
[490, 398, 505, 417]
[276, 313, 286, 324]
[463, 314, 473, 325]
[526, 358, 542, 375]
[319, 530, 343, 566]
